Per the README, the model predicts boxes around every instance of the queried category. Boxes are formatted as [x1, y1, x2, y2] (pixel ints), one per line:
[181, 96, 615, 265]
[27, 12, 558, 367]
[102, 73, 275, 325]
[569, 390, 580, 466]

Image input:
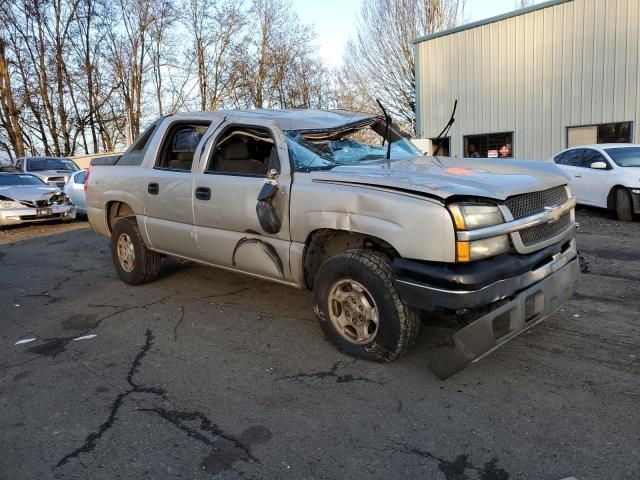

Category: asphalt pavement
[1, 208, 638, 480]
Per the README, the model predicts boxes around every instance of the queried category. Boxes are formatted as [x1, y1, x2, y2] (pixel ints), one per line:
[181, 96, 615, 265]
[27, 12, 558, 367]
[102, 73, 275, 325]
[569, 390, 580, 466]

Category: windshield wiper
[432, 100, 457, 156]
[375, 98, 392, 168]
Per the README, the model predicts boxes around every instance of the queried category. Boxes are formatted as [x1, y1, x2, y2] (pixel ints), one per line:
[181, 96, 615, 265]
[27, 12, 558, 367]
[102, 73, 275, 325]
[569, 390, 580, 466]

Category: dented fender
[290, 173, 456, 262]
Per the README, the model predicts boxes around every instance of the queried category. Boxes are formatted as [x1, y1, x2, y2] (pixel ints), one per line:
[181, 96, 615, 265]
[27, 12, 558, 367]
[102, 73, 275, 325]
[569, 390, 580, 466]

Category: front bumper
[393, 240, 580, 378]
[0, 203, 76, 226]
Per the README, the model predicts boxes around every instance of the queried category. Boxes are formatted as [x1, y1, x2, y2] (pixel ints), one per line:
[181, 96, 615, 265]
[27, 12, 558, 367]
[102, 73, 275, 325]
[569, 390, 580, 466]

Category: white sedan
[551, 144, 640, 221]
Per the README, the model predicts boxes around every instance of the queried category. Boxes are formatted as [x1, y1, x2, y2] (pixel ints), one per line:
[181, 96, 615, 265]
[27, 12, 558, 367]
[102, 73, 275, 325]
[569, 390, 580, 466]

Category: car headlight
[448, 203, 510, 262]
[0, 200, 22, 209]
[448, 203, 504, 230]
[455, 235, 511, 262]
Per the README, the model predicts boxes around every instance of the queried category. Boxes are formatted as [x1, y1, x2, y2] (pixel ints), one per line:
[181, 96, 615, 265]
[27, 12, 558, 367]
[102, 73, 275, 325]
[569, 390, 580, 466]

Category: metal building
[414, 0, 640, 160]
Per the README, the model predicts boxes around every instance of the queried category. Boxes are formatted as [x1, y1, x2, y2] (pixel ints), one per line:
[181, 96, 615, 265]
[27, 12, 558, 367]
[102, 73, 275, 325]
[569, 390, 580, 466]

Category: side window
[554, 152, 568, 165]
[118, 120, 160, 166]
[75, 171, 86, 184]
[582, 149, 610, 169]
[562, 149, 583, 167]
[206, 126, 278, 177]
[155, 123, 210, 171]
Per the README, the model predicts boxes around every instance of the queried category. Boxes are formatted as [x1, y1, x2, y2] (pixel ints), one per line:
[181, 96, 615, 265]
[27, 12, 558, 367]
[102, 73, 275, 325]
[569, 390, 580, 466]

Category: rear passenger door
[191, 123, 294, 282]
[143, 119, 220, 258]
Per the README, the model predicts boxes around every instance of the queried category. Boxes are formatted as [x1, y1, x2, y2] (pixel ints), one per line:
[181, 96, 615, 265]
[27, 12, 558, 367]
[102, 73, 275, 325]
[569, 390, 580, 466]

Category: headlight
[448, 203, 504, 230]
[0, 200, 22, 209]
[448, 203, 510, 262]
[456, 235, 511, 262]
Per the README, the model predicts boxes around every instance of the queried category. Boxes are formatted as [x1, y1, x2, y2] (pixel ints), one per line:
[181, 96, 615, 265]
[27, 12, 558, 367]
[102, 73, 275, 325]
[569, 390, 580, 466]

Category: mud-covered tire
[312, 249, 420, 362]
[616, 188, 634, 221]
[110, 217, 161, 285]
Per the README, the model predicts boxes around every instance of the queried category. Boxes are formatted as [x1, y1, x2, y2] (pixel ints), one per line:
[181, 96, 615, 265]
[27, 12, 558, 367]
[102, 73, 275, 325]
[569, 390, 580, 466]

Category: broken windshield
[285, 121, 419, 171]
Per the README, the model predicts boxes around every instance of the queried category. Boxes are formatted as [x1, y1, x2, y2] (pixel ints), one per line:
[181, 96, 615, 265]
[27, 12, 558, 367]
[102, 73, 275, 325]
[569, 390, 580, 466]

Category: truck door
[143, 118, 222, 258]
[191, 123, 293, 282]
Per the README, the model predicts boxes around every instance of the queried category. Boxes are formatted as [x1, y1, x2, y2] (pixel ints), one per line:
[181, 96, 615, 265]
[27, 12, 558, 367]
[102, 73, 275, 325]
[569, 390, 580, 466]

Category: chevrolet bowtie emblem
[545, 205, 562, 223]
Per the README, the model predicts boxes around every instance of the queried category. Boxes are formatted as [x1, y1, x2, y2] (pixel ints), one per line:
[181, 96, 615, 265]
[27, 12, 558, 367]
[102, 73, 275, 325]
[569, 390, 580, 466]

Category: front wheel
[312, 250, 420, 362]
[110, 217, 161, 285]
[616, 188, 634, 221]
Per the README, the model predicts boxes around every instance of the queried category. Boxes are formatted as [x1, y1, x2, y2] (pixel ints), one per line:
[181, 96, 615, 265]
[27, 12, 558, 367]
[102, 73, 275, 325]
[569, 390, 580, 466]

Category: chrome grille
[505, 186, 568, 220]
[519, 212, 571, 246]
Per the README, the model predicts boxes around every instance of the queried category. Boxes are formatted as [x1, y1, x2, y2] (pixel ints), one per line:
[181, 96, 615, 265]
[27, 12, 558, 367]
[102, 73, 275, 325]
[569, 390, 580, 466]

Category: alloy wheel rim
[327, 279, 379, 345]
[117, 233, 135, 273]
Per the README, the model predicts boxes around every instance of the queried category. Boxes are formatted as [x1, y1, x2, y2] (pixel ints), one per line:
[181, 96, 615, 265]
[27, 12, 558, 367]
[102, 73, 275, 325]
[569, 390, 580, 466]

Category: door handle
[574, 175, 582, 178]
[148, 182, 159, 195]
[195, 186, 211, 201]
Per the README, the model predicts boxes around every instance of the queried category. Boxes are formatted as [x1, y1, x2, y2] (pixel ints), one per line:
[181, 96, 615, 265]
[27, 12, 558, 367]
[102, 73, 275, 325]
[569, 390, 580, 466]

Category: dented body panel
[290, 174, 456, 262]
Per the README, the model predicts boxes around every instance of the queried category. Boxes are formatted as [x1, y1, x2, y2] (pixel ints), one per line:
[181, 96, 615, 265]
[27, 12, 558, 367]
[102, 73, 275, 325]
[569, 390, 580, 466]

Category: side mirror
[590, 161, 608, 170]
[256, 181, 281, 234]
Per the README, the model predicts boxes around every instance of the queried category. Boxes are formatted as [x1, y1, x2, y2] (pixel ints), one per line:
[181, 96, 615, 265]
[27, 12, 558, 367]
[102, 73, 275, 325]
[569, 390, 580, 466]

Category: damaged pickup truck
[86, 110, 580, 377]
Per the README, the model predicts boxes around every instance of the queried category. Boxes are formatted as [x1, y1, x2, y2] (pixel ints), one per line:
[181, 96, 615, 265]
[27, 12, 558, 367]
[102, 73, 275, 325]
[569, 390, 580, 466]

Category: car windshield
[0, 174, 45, 186]
[285, 121, 420, 171]
[605, 147, 640, 167]
[26, 157, 80, 172]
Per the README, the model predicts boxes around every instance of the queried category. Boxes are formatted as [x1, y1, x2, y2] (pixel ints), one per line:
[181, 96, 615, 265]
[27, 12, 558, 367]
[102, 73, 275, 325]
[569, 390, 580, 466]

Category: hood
[310, 156, 570, 201]
[30, 170, 73, 180]
[0, 185, 63, 202]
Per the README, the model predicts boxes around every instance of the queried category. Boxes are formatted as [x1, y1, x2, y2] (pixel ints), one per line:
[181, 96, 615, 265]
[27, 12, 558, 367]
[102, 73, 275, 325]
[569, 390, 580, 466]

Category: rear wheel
[312, 250, 420, 362]
[616, 188, 634, 221]
[111, 217, 161, 285]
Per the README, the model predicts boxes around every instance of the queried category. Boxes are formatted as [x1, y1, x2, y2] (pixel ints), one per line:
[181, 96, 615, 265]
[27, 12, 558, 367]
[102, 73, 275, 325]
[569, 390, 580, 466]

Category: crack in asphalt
[17, 267, 90, 304]
[276, 360, 383, 385]
[54, 329, 265, 475]
[55, 329, 166, 467]
[138, 408, 257, 462]
[23, 296, 173, 359]
[389, 444, 510, 480]
[173, 305, 185, 342]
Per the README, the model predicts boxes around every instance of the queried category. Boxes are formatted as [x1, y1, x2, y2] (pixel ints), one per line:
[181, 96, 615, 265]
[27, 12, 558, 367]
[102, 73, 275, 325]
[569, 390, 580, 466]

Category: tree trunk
[0, 39, 25, 158]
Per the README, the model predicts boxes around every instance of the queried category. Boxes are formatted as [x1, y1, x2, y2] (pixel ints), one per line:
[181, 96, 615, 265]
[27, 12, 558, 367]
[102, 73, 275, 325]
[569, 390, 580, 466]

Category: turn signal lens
[456, 241, 471, 262]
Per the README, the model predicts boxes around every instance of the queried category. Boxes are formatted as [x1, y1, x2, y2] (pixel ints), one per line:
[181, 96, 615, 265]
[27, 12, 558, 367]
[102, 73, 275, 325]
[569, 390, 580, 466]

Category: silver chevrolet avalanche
[85, 109, 580, 377]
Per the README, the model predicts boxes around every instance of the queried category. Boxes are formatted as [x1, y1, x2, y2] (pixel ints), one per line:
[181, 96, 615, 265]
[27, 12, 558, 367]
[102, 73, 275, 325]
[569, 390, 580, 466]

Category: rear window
[605, 147, 640, 167]
[117, 120, 160, 166]
[26, 158, 79, 172]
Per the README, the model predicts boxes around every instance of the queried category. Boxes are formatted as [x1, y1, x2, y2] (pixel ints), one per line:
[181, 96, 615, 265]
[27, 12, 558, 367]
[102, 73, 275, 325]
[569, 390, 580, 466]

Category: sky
[291, 0, 533, 67]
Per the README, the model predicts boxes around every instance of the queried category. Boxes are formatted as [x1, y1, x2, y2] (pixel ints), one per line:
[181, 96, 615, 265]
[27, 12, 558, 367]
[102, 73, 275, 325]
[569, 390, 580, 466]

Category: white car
[63, 169, 87, 215]
[551, 144, 640, 221]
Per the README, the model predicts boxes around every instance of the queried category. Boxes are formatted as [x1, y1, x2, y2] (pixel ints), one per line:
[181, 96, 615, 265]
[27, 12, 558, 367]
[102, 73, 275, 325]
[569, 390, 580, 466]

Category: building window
[429, 137, 450, 156]
[567, 122, 632, 148]
[464, 132, 513, 158]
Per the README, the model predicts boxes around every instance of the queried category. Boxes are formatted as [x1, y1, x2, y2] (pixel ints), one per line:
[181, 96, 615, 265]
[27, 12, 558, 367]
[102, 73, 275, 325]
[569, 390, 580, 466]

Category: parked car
[551, 144, 640, 221]
[85, 109, 580, 377]
[63, 169, 87, 216]
[15, 156, 81, 188]
[0, 172, 76, 227]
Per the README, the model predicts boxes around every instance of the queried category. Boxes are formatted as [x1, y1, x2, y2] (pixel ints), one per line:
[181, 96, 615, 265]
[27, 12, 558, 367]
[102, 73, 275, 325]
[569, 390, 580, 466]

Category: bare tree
[516, 0, 534, 8]
[342, 0, 465, 133]
[186, 0, 245, 111]
[0, 0, 335, 158]
[0, 38, 26, 158]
